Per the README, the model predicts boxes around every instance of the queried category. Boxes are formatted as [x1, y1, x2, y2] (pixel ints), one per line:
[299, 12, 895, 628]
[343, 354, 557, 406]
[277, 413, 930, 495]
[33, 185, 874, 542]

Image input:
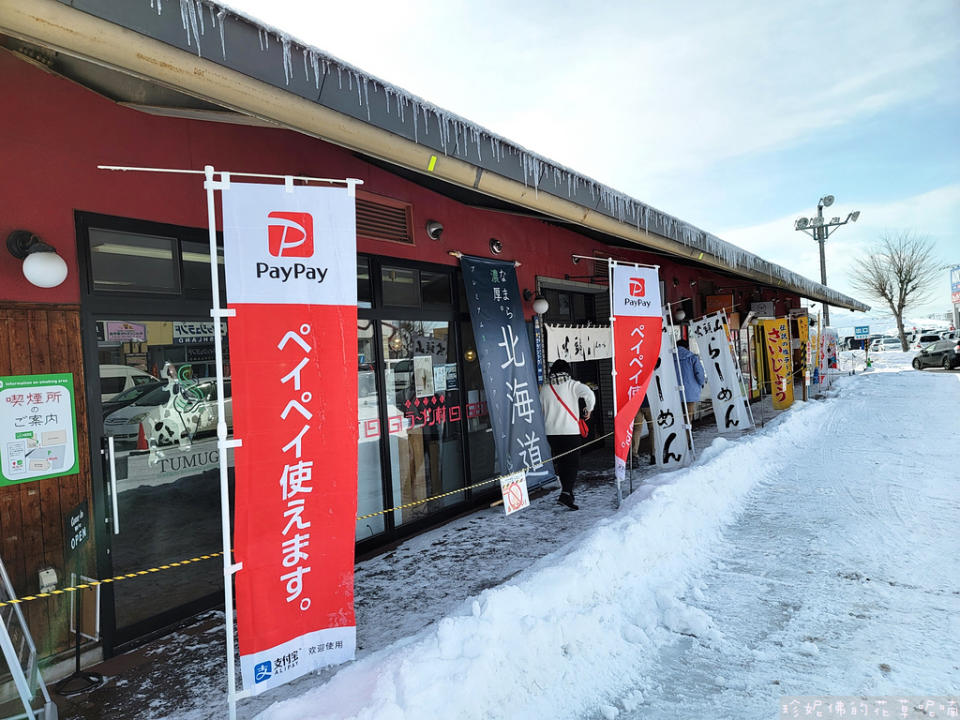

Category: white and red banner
[610, 264, 662, 480]
[223, 183, 358, 694]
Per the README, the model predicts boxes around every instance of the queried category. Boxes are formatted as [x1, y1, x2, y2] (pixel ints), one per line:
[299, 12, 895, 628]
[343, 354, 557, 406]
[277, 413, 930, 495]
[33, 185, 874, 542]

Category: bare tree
[851, 231, 941, 350]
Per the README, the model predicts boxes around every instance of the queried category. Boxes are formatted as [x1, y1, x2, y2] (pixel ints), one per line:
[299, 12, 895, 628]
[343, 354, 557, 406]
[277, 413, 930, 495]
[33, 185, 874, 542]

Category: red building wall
[0, 50, 798, 315]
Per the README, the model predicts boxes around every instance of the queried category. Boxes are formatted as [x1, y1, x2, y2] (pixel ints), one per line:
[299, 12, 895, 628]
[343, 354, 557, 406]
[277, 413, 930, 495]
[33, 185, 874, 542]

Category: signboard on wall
[544, 324, 612, 363]
[173, 321, 227, 344]
[223, 182, 358, 694]
[105, 321, 147, 342]
[0, 372, 78, 486]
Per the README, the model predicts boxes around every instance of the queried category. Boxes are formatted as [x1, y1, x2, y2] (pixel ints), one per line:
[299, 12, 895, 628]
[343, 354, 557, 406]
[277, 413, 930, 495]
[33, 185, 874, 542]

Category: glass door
[380, 319, 465, 525]
[97, 317, 229, 639]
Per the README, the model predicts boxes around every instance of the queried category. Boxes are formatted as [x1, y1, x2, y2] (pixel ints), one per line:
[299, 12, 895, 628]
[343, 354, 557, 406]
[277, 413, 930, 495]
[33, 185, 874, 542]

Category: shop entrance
[77, 212, 229, 652]
[98, 318, 228, 638]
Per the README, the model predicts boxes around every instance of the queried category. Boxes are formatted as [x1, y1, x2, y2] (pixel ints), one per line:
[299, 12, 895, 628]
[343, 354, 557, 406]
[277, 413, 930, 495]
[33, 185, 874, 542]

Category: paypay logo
[628, 278, 646, 297]
[268, 212, 313, 257]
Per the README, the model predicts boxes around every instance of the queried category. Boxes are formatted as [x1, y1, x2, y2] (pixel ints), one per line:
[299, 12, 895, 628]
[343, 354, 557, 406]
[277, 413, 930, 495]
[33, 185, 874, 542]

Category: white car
[99, 364, 157, 402]
[912, 333, 942, 351]
[870, 337, 902, 352]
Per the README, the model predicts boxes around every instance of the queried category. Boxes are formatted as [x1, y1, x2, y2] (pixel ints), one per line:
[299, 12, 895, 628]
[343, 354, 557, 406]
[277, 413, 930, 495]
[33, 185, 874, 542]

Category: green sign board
[0, 372, 79, 486]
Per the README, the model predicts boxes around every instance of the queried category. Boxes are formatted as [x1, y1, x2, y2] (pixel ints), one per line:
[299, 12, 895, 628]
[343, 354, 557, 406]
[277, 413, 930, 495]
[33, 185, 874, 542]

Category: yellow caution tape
[1, 432, 615, 607]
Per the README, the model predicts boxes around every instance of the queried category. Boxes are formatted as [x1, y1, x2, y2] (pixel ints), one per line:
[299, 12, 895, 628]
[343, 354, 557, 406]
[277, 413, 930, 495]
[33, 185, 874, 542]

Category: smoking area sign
[0, 373, 78, 485]
[854, 326, 869, 339]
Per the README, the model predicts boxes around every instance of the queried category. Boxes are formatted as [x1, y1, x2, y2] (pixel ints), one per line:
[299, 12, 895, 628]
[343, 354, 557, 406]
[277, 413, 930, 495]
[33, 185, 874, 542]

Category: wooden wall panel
[0, 303, 93, 659]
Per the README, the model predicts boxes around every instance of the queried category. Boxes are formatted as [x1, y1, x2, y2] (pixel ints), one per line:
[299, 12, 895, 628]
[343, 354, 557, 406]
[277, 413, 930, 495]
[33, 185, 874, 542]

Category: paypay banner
[223, 183, 358, 695]
[610, 264, 662, 480]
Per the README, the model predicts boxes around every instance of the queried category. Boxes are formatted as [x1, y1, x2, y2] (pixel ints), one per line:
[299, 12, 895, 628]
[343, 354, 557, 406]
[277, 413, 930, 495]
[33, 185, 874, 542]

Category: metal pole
[815, 204, 831, 328]
[608, 259, 621, 507]
[204, 165, 243, 720]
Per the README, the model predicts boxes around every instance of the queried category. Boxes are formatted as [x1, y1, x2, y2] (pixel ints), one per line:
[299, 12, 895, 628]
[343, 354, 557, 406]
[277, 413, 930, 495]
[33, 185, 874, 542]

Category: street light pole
[794, 195, 861, 328]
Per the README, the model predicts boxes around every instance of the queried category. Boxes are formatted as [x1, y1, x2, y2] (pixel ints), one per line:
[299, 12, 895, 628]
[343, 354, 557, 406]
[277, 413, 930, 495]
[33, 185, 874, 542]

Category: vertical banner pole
[204, 165, 241, 720]
[607, 259, 621, 507]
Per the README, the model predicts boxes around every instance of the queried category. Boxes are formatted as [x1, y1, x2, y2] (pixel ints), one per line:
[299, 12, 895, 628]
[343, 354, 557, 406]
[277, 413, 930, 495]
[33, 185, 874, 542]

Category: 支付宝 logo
[253, 660, 273, 683]
[628, 278, 645, 297]
[268, 212, 314, 257]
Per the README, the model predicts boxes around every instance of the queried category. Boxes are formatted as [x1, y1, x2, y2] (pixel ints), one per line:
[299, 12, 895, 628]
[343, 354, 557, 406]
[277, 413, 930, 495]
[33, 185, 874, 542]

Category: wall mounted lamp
[7, 230, 68, 288]
[522, 289, 550, 314]
[489, 238, 503, 255]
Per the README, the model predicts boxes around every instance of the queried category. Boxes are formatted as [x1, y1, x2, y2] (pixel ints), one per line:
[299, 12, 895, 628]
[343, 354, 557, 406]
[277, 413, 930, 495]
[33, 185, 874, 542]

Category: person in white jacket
[539, 359, 596, 510]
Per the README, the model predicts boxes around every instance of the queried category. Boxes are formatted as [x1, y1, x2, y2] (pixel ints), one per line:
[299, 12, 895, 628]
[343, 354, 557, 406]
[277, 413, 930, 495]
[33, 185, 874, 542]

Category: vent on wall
[356, 192, 414, 245]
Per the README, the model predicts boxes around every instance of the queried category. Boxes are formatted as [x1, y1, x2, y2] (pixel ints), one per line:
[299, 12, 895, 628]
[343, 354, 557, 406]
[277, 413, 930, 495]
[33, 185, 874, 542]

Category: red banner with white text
[610, 264, 663, 480]
[223, 182, 358, 695]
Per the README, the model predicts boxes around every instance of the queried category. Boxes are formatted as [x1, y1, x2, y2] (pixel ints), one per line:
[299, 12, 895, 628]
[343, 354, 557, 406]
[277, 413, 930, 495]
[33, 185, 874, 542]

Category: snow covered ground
[57, 352, 956, 720]
[249, 353, 957, 720]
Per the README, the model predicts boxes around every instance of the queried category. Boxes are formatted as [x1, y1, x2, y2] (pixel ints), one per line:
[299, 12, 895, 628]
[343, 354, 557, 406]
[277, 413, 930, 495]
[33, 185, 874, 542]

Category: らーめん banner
[691, 312, 752, 433]
[461, 256, 554, 488]
[645, 319, 692, 468]
[609, 263, 662, 481]
[223, 183, 358, 694]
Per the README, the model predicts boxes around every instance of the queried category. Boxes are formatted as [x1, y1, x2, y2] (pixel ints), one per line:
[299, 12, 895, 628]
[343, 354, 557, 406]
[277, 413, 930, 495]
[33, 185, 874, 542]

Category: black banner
[461, 257, 555, 487]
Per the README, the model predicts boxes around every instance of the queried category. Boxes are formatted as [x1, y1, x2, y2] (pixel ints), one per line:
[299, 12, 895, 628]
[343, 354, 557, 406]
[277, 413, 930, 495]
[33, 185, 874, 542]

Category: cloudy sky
[227, 0, 959, 319]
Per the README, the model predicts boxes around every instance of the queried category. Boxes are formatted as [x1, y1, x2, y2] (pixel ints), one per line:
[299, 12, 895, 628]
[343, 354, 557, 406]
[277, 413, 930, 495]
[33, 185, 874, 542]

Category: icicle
[302, 49, 309, 80]
[209, 4, 216, 26]
[196, 0, 204, 35]
[362, 78, 370, 120]
[310, 52, 321, 90]
[150, 0, 163, 15]
[384, 87, 391, 114]
[179, 0, 202, 55]
[281, 36, 293, 85]
[257, 29, 264, 52]
[216, 9, 226, 58]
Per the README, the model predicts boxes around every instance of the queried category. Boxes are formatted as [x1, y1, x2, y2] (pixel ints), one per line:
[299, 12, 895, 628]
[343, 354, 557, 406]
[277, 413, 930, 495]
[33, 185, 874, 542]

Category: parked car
[938, 330, 957, 341]
[869, 336, 903, 352]
[101, 380, 164, 417]
[99, 364, 157, 402]
[911, 333, 942, 350]
[912, 340, 960, 370]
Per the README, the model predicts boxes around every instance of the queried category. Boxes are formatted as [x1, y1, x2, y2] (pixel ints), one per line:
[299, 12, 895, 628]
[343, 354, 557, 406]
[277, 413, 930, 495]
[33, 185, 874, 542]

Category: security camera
[425, 220, 444, 240]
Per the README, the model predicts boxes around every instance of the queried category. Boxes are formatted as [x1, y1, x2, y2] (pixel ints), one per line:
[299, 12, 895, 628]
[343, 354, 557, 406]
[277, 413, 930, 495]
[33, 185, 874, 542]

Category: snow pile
[257, 400, 836, 720]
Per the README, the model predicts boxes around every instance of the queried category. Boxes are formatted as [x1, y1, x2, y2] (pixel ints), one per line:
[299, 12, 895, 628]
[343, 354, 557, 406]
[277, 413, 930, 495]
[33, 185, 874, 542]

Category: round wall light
[7, 230, 68, 288]
[464, 348, 477, 362]
[489, 238, 503, 255]
[532, 295, 549, 315]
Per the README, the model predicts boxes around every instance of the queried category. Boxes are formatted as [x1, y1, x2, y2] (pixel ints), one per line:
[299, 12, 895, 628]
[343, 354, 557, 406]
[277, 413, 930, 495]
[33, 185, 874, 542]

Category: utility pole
[794, 195, 861, 328]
